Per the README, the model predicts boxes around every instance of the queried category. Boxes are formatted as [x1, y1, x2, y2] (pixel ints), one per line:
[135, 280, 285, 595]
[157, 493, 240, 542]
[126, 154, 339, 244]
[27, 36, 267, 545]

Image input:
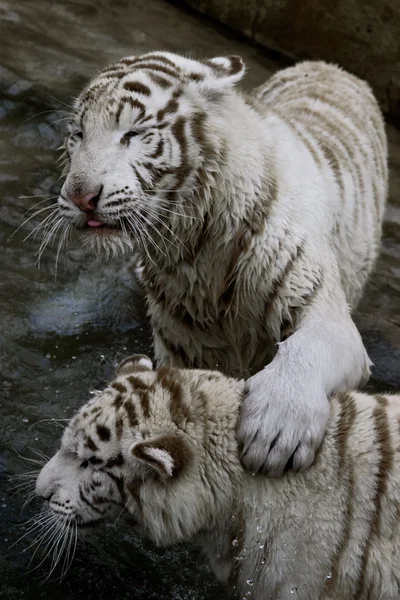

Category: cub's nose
[70, 189, 101, 212]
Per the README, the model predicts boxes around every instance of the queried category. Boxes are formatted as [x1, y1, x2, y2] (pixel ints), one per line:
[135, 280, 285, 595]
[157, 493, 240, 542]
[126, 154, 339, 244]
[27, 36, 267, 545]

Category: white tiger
[35, 356, 400, 599]
[50, 52, 388, 475]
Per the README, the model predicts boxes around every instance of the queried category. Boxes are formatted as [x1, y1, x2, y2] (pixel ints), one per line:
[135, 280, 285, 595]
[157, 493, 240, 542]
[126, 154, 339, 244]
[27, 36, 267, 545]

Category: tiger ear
[130, 435, 192, 479]
[206, 56, 245, 83]
[192, 55, 245, 94]
[116, 355, 153, 376]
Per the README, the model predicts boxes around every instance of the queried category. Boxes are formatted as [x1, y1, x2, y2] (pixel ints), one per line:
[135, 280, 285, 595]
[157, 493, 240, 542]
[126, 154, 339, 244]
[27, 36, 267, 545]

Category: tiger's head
[35, 356, 243, 553]
[56, 51, 245, 258]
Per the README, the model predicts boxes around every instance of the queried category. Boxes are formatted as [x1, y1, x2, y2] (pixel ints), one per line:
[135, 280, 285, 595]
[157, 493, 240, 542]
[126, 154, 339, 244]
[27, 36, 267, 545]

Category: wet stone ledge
[180, 0, 400, 125]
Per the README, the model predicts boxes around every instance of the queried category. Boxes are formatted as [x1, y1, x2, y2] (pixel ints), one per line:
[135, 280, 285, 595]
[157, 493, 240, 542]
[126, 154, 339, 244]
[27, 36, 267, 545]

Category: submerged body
[36, 357, 400, 600]
[52, 53, 388, 474]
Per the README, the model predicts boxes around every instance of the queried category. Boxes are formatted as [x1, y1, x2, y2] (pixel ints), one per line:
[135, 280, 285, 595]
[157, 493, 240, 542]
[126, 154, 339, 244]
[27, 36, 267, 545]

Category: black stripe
[79, 487, 102, 513]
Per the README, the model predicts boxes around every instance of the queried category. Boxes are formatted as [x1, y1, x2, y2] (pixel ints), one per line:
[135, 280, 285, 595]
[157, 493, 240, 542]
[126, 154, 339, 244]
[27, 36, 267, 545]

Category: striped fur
[36, 358, 400, 599]
[54, 53, 388, 474]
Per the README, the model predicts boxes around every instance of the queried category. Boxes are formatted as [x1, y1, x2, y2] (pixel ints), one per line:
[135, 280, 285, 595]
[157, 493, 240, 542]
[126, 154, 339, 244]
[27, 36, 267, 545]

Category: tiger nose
[70, 190, 101, 212]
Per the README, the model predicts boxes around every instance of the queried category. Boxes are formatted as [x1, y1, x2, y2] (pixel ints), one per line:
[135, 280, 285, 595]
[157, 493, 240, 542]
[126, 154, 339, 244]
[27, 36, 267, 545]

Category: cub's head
[35, 356, 242, 555]
[55, 51, 245, 258]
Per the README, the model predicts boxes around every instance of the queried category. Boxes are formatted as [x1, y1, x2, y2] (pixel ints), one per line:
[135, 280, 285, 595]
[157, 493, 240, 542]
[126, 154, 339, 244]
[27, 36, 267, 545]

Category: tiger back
[255, 61, 387, 307]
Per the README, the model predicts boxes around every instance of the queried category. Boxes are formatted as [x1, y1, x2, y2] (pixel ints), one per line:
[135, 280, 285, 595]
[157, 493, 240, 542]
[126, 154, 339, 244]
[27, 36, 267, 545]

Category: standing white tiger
[34, 357, 400, 599]
[50, 53, 388, 475]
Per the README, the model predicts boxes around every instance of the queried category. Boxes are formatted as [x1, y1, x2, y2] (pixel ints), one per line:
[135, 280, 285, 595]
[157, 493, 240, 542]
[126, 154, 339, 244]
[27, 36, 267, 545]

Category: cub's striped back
[311, 391, 399, 599]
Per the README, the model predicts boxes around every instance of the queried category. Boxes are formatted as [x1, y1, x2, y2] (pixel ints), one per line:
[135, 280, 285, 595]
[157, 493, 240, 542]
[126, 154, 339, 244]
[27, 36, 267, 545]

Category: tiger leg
[238, 277, 371, 476]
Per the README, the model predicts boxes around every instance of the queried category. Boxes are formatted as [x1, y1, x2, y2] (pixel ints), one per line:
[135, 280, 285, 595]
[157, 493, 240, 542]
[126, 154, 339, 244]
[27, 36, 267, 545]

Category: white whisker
[24, 211, 60, 243]
[136, 210, 169, 256]
[24, 109, 70, 123]
[28, 519, 66, 575]
[19, 490, 39, 516]
[27, 417, 70, 431]
[44, 92, 75, 111]
[19, 194, 56, 198]
[9, 469, 40, 481]
[143, 205, 188, 254]
[25, 446, 50, 462]
[10, 446, 46, 466]
[36, 216, 65, 265]
[146, 203, 200, 220]
[55, 223, 71, 279]
[38, 117, 70, 135]
[10, 512, 59, 549]
[112, 502, 128, 528]
[10, 205, 58, 239]
[129, 212, 163, 262]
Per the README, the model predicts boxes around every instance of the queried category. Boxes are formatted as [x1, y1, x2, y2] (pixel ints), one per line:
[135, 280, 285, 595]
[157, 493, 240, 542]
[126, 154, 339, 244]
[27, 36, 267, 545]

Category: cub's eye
[80, 457, 102, 469]
[71, 131, 83, 140]
[126, 130, 139, 138]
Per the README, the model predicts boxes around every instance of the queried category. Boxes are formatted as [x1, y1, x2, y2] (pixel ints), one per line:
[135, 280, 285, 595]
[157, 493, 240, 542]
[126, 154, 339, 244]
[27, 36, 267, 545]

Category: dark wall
[183, 0, 400, 123]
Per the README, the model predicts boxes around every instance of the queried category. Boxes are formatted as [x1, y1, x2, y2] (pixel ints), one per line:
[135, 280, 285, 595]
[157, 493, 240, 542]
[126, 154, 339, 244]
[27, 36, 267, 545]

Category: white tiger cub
[36, 356, 400, 600]
[52, 52, 388, 475]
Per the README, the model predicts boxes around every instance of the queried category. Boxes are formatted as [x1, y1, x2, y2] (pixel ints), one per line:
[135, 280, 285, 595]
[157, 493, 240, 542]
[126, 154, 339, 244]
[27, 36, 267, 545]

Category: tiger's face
[35, 356, 242, 564]
[56, 52, 245, 258]
[36, 356, 194, 534]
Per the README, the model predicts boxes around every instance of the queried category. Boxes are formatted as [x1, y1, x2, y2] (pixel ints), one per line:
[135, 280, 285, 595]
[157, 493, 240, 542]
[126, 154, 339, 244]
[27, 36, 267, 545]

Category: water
[0, 1, 399, 598]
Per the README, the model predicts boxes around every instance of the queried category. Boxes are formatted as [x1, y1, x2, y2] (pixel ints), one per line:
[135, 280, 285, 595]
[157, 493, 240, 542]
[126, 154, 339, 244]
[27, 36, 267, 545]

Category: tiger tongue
[87, 219, 103, 227]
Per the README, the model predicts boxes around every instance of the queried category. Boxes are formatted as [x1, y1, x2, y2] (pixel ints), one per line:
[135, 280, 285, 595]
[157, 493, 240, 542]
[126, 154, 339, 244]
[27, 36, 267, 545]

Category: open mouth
[83, 220, 121, 232]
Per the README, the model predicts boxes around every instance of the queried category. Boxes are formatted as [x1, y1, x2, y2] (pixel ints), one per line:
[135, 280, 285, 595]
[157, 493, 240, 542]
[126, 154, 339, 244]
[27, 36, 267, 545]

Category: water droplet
[3, 538, 8, 542]
[232, 539, 239, 547]
[261, 557, 266, 565]
[22, 417, 28, 423]
[290, 588, 298, 595]
[72, 356, 77, 360]
[256, 525, 262, 533]
[259, 544, 264, 550]
[100, 354, 105, 360]
[246, 579, 254, 587]
[324, 573, 332, 581]
[45, 353, 51, 359]
[1, 503, 6, 508]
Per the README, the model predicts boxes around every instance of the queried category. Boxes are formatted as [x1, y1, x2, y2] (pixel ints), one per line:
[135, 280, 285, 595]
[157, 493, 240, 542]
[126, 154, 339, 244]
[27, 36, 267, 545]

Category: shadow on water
[0, 0, 399, 598]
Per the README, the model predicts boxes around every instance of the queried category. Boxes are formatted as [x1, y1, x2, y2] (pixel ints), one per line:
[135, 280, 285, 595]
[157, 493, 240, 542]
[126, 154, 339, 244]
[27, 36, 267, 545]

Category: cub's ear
[116, 355, 154, 376]
[130, 435, 192, 479]
[192, 55, 245, 94]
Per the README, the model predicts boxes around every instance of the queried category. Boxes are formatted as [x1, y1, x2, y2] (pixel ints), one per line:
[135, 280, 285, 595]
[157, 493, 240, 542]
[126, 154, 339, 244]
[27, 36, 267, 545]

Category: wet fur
[36, 358, 400, 599]
[55, 54, 388, 475]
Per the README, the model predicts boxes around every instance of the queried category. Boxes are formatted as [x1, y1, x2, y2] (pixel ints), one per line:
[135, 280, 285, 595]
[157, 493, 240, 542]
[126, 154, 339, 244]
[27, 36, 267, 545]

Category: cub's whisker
[27, 418, 70, 431]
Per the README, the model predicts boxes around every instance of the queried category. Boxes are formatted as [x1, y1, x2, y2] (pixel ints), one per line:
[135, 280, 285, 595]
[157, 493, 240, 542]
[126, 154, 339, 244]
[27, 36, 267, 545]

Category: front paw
[237, 367, 329, 476]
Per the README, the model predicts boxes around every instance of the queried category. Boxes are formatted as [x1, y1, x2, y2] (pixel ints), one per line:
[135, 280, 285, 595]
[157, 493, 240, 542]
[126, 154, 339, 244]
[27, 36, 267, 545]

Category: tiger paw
[237, 365, 329, 476]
